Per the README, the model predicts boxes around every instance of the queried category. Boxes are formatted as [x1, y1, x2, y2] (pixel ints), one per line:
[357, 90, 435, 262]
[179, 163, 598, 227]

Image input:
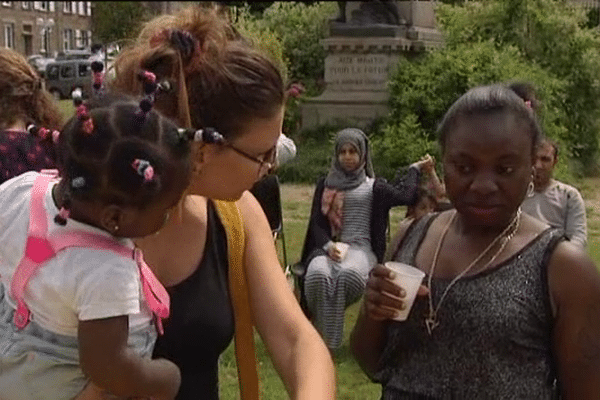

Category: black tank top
[153, 200, 235, 400]
[377, 213, 565, 399]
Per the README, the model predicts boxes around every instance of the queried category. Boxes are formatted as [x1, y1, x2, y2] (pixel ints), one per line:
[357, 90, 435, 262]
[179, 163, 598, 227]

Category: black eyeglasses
[223, 142, 277, 176]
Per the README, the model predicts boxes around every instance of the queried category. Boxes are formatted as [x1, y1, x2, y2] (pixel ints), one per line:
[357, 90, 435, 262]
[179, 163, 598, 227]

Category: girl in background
[0, 48, 64, 184]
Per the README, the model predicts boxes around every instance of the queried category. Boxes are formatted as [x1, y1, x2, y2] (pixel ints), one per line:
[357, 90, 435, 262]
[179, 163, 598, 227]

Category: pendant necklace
[425, 208, 522, 335]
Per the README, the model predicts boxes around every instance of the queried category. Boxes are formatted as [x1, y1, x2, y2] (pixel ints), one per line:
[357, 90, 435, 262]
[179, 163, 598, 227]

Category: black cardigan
[296, 167, 421, 315]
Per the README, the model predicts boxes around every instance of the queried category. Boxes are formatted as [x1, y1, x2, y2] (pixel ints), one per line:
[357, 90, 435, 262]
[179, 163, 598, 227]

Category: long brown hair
[111, 5, 285, 141]
[0, 48, 64, 131]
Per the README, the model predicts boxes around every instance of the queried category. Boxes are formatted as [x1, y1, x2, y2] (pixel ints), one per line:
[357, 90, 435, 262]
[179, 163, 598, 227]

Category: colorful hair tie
[524, 100, 532, 109]
[26, 124, 60, 142]
[149, 28, 199, 60]
[71, 176, 86, 189]
[132, 159, 154, 182]
[193, 127, 224, 144]
[38, 127, 50, 140]
[56, 206, 70, 224]
[75, 102, 94, 135]
[135, 70, 160, 123]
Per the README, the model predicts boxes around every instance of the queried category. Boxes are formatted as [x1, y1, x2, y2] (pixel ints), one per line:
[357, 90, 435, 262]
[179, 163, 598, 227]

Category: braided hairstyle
[53, 69, 191, 226]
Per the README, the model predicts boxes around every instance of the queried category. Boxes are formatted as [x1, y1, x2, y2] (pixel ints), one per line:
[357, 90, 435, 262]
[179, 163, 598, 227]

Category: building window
[75, 29, 81, 48]
[80, 29, 89, 48]
[63, 1, 70, 13]
[63, 28, 72, 51]
[78, 62, 89, 77]
[86, 1, 91, 16]
[34, 1, 48, 11]
[48, 1, 53, 12]
[78, 1, 84, 15]
[61, 64, 75, 79]
[21, 1, 30, 9]
[4, 23, 15, 49]
[41, 28, 49, 54]
[2, 2, 13, 7]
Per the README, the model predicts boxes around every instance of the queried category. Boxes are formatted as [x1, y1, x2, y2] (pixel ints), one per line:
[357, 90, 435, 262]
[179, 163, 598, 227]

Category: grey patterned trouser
[304, 245, 375, 349]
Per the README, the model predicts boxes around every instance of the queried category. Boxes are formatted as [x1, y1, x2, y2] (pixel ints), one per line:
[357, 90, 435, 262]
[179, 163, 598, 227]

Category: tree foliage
[434, 0, 600, 171]
[92, 2, 149, 45]
[233, 1, 337, 95]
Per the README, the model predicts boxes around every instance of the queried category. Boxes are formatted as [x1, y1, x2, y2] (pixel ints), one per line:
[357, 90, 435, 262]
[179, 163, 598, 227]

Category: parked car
[55, 50, 92, 61]
[27, 54, 55, 78]
[44, 59, 92, 100]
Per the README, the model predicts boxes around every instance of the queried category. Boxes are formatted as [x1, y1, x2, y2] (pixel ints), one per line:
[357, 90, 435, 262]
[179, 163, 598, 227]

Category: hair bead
[132, 159, 155, 182]
[71, 176, 86, 189]
[26, 123, 60, 142]
[54, 206, 70, 226]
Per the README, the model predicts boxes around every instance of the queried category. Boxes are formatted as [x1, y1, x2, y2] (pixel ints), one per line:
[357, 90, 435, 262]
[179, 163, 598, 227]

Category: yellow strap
[213, 199, 260, 400]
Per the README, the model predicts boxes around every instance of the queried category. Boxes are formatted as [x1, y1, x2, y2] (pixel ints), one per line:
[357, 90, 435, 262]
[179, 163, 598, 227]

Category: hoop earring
[527, 181, 535, 198]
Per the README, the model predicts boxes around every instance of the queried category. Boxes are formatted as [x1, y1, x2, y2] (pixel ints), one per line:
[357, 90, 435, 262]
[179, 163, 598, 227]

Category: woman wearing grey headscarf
[297, 128, 427, 350]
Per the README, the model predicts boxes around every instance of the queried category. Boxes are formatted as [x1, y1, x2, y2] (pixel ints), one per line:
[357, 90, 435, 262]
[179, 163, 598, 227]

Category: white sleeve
[565, 187, 587, 248]
[71, 251, 142, 321]
[276, 133, 297, 167]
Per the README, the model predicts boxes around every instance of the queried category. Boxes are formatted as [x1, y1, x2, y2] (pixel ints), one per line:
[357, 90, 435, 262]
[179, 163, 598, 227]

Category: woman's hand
[412, 154, 435, 174]
[327, 242, 342, 262]
[364, 264, 429, 321]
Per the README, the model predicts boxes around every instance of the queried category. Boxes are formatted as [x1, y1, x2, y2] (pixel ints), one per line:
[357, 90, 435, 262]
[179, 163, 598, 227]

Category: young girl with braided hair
[0, 48, 64, 184]
[0, 70, 192, 399]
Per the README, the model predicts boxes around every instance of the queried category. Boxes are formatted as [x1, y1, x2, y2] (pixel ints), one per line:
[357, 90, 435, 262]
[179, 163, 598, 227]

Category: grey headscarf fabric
[324, 128, 375, 191]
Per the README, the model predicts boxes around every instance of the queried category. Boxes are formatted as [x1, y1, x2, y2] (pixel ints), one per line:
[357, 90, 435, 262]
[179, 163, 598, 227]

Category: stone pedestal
[301, 1, 443, 130]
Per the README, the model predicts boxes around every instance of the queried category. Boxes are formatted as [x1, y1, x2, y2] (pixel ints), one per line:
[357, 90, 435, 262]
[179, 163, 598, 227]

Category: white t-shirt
[0, 172, 152, 336]
[521, 179, 587, 248]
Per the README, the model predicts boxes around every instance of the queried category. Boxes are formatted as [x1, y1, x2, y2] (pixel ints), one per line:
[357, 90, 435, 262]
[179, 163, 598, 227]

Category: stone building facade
[0, 1, 93, 57]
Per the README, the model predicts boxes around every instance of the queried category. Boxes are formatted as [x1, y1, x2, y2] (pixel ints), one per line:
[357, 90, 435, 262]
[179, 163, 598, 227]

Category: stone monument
[301, 1, 444, 130]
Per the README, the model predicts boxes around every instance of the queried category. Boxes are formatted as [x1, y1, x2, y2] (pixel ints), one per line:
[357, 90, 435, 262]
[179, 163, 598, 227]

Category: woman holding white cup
[351, 84, 600, 399]
[298, 128, 430, 351]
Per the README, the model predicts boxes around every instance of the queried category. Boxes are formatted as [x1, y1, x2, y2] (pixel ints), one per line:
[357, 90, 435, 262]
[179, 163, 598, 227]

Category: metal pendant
[425, 311, 439, 335]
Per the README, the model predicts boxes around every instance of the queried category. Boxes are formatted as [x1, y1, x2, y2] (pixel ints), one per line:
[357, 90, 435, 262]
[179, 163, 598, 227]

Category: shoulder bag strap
[213, 199, 259, 400]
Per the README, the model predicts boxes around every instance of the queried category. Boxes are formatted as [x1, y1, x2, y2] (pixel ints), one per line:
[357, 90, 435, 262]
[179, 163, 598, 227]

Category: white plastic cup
[384, 261, 426, 321]
[335, 242, 350, 260]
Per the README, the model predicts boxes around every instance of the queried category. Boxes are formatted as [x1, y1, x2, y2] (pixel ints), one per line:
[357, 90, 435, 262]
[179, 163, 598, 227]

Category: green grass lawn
[217, 183, 409, 399]
[58, 99, 75, 121]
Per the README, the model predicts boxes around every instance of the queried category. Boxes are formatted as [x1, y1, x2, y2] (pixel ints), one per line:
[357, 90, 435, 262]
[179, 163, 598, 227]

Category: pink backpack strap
[50, 233, 170, 335]
[10, 171, 59, 328]
[9, 170, 169, 334]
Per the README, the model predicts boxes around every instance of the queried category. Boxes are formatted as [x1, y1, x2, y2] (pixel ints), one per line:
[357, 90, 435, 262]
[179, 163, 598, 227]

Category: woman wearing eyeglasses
[78, 5, 336, 400]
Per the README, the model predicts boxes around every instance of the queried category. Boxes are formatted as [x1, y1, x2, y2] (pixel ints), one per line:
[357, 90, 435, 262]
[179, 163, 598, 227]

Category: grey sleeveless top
[375, 213, 565, 400]
[340, 177, 374, 248]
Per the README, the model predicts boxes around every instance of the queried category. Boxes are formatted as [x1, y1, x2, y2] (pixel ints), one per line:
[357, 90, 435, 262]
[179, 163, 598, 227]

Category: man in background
[522, 138, 587, 247]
